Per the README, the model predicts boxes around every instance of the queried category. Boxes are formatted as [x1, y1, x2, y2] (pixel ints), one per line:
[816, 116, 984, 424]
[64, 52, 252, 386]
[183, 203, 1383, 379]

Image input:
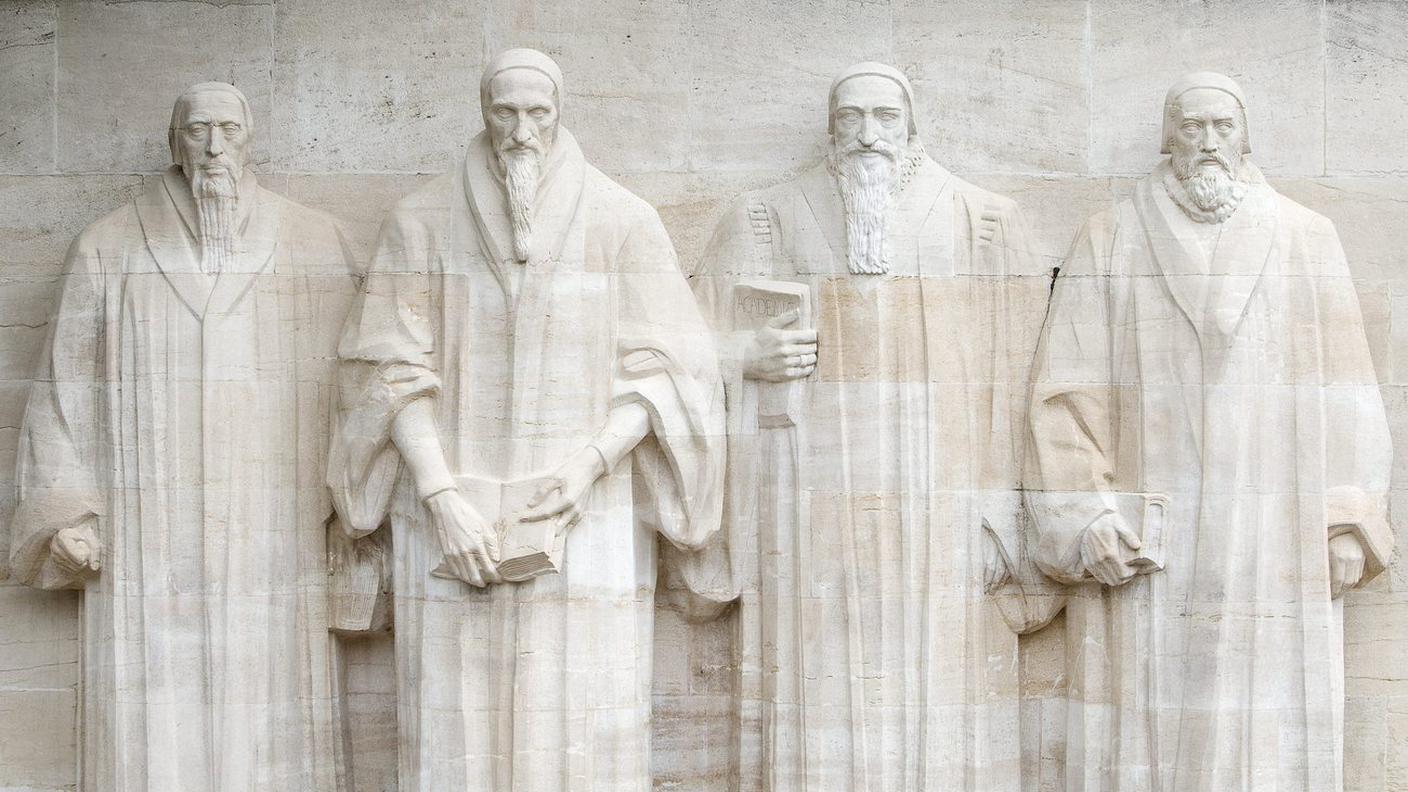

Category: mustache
[498, 138, 546, 156]
[1186, 150, 1232, 173]
[839, 139, 900, 159]
[194, 155, 237, 172]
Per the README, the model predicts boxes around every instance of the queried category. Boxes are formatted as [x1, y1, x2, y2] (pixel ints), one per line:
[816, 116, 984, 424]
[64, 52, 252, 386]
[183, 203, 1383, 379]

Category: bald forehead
[833, 74, 906, 111]
[1174, 87, 1241, 120]
[177, 89, 247, 124]
[487, 68, 558, 107]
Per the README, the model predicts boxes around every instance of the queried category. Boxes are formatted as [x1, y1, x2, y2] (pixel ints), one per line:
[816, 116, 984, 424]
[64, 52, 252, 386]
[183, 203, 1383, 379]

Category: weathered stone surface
[0, 688, 76, 790]
[895, 0, 1088, 174]
[1, 5, 1407, 792]
[684, 0, 891, 177]
[1088, 0, 1325, 177]
[1327, 2, 1408, 175]
[271, 0, 483, 174]
[56, 1, 273, 174]
[0, 2, 56, 174]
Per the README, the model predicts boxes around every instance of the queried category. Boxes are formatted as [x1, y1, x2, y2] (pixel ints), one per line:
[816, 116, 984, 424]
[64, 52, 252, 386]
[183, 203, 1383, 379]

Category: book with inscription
[731, 279, 812, 427]
[432, 475, 564, 583]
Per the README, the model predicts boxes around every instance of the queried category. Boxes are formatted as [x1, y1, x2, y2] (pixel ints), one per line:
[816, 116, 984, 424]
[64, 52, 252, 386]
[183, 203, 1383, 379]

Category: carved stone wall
[1, 1, 1405, 790]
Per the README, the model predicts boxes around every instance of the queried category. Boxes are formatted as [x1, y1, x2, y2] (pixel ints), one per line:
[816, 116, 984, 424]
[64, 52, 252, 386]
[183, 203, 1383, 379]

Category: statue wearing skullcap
[1028, 71, 1390, 791]
[328, 48, 725, 791]
[691, 60, 1054, 791]
[10, 80, 356, 789]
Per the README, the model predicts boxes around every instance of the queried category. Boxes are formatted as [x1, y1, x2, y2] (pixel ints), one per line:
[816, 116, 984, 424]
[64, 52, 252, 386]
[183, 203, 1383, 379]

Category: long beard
[499, 147, 544, 263]
[190, 166, 240, 273]
[828, 142, 901, 275]
[1168, 150, 1248, 223]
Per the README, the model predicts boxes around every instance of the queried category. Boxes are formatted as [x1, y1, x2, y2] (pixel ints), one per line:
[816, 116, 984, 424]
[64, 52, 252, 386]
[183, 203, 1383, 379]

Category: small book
[731, 279, 812, 427]
[327, 518, 392, 635]
[432, 475, 564, 584]
[1027, 490, 1170, 580]
[1125, 492, 1169, 572]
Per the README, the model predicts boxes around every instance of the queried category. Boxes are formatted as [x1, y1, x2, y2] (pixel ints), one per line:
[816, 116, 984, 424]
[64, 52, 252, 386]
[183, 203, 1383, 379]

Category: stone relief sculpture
[325, 48, 726, 791]
[8, 82, 355, 790]
[1026, 72, 1393, 792]
[690, 62, 1055, 792]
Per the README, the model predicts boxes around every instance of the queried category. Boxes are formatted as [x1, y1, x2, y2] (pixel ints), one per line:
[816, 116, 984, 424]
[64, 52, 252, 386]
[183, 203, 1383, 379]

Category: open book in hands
[432, 475, 565, 584]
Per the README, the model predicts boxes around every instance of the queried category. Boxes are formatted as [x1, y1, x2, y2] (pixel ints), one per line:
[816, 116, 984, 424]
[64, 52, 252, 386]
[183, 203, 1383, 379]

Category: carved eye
[879, 111, 900, 124]
[218, 122, 243, 136]
[529, 108, 548, 120]
[836, 110, 860, 124]
[183, 122, 212, 138]
[1215, 121, 1234, 133]
[494, 107, 515, 121]
[1181, 122, 1201, 134]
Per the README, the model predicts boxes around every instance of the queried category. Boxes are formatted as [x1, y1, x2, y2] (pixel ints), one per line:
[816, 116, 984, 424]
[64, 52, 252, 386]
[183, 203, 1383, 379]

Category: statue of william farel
[10, 81, 355, 790]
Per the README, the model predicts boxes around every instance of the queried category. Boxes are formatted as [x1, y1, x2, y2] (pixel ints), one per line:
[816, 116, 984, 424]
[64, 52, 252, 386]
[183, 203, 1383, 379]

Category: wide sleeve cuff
[1326, 484, 1392, 583]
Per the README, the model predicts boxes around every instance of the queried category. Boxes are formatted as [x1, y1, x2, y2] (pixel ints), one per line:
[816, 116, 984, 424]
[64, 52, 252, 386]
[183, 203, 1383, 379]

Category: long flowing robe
[691, 156, 1056, 792]
[9, 167, 355, 791]
[326, 128, 725, 792]
[1026, 163, 1393, 792]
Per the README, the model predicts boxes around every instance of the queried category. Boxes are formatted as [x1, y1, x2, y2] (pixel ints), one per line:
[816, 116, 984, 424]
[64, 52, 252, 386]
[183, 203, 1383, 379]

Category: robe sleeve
[326, 209, 441, 537]
[10, 236, 107, 590]
[1312, 216, 1394, 583]
[689, 196, 771, 396]
[614, 208, 729, 602]
[965, 194, 1067, 632]
[1025, 213, 1125, 585]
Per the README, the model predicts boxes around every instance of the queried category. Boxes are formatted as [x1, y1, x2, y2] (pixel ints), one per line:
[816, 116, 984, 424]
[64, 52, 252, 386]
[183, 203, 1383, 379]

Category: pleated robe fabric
[9, 167, 353, 791]
[1026, 163, 1393, 792]
[326, 129, 725, 792]
[691, 157, 1054, 792]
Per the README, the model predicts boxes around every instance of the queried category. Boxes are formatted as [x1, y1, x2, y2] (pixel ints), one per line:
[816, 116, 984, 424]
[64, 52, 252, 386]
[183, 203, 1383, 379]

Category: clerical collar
[1160, 160, 1252, 225]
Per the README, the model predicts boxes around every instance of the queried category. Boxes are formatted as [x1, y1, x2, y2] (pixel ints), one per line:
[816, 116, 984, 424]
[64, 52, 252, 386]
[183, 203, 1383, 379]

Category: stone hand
[743, 309, 818, 382]
[1079, 512, 1141, 587]
[426, 489, 501, 587]
[50, 520, 102, 580]
[522, 447, 607, 536]
[1328, 533, 1366, 599]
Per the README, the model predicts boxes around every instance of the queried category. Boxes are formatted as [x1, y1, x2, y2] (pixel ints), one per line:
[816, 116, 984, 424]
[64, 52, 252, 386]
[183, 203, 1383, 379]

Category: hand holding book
[520, 446, 607, 536]
[426, 489, 502, 587]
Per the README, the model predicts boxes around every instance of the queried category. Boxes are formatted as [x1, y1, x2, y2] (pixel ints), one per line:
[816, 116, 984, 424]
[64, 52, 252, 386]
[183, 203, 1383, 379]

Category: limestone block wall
[1, 1, 1405, 790]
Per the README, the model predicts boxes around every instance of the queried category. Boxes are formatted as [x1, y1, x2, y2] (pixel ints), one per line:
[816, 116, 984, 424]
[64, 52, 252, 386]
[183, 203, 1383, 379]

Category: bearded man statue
[688, 61, 1056, 792]
[9, 81, 356, 790]
[326, 49, 725, 792]
[1026, 71, 1392, 792]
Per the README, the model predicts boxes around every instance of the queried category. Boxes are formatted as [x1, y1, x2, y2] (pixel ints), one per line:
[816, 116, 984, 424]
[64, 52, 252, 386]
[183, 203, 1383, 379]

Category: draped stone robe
[327, 129, 724, 792]
[9, 167, 354, 791]
[1027, 163, 1392, 792]
[692, 157, 1053, 792]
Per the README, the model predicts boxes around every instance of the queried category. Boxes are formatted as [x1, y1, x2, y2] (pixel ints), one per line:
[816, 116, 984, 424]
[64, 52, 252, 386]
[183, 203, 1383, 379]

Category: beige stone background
[1, 0, 1406, 789]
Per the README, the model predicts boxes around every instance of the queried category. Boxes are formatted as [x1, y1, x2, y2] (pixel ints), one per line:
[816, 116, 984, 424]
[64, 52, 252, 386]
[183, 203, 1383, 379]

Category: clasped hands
[426, 446, 606, 588]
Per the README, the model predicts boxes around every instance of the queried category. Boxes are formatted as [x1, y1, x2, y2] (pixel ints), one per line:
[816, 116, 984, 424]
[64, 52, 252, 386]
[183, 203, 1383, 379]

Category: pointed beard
[191, 166, 240, 273]
[500, 148, 543, 263]
[828, 141, 902, 275]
